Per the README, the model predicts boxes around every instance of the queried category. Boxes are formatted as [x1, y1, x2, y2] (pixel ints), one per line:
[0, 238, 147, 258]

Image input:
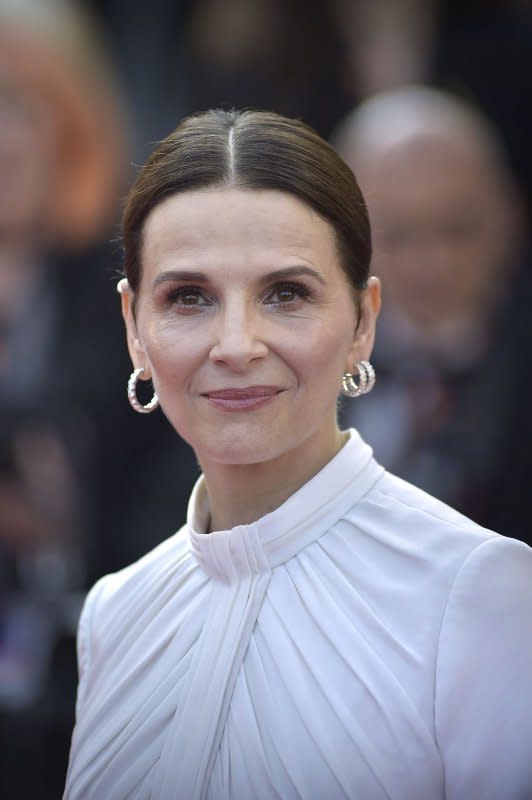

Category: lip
[202, 385, 283, 411]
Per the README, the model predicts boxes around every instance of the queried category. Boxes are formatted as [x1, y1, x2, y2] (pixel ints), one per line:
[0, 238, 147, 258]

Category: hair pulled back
[122, 109, 371, 293]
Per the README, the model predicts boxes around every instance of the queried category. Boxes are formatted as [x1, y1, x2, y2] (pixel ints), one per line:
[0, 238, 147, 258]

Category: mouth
[202, 386, 283, 411]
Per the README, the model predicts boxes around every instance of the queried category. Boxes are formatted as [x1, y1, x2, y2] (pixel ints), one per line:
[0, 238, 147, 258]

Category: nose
[208, 302, 268, 371]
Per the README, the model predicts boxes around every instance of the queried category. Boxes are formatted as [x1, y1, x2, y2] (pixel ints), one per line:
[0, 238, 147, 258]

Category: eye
[263, 282, 311, 306]
[167, 286, 212, 310]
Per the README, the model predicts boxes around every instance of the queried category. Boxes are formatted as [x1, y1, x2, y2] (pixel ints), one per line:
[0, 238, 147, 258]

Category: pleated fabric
[64, 430, 532, 800]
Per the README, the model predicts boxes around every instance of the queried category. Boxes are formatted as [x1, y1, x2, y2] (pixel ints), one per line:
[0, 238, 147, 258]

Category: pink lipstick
[203, 386, 282, 411]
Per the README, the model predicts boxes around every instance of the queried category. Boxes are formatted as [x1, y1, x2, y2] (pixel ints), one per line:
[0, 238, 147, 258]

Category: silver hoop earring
[341, 360, 376, 398]
[127, 368, 159, 414]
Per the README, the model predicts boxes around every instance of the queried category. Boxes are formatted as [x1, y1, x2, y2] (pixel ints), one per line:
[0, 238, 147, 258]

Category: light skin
[342, 130, 521, 338]
[121, 188, 380, 532]
[0, 87, 56, 244]
[0, 87, 57, 323]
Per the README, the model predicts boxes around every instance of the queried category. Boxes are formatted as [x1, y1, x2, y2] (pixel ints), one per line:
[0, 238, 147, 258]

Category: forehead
[359, 137, 499, 221]
[141, 188, 340, 274]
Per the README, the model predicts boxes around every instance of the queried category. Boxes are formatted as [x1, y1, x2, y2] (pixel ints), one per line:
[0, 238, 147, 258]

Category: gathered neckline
[186, 429, 384, 581]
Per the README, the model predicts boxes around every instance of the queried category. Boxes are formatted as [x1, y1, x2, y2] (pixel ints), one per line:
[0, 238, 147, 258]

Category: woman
[64, 110, 532, 800]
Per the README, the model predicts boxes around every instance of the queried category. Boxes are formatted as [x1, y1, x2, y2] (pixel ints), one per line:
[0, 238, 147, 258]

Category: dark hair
[122, 109, 371, 294]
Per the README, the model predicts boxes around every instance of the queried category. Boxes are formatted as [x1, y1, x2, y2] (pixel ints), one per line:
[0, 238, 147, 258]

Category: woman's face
[122, 188, 379, 468]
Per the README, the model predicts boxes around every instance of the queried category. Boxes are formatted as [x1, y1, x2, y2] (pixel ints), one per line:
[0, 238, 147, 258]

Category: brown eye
[180, 291, 202, 305]
[264, 283, 311, 305]
[277, 287, 297, 302]
[168, 287, 211, 308]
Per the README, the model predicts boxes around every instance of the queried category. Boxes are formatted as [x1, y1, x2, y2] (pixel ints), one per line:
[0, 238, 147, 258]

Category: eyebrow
[259, 266, 326, 286]
[153, 270, 208, 289]
[152, 265, 326, 290]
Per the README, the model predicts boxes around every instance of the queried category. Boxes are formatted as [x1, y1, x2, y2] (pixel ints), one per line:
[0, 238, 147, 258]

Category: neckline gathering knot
[186, 430, 385, 582]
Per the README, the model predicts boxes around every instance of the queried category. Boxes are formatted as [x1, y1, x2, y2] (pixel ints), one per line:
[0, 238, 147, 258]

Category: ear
[345, 276, 381, 371]
[118, 279, 150, 376]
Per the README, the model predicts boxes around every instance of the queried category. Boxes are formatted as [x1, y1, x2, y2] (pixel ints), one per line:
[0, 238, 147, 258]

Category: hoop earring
[127, 368, 159, 413]
[341, 360, 376, 398]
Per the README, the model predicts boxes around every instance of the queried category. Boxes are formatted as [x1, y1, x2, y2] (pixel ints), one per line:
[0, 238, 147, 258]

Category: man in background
[334, 86, 532, 545]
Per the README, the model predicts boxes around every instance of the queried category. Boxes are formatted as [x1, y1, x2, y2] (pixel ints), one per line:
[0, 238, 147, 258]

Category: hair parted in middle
[122, 108, 372, 296]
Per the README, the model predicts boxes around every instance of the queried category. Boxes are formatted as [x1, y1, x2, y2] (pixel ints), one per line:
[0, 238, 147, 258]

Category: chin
[167, 407, 318, 469]
[203, 438, 282, 467]
[189, 423, 290, 468]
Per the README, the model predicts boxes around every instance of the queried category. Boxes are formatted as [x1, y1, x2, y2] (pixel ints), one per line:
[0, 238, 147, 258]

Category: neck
[199, 427, 349, 533]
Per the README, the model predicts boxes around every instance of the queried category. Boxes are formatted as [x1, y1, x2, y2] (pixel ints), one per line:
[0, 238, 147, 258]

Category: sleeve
[63, 577, 109, 799]
[73, 576, 108, 720]
[435, 536, 532, 800]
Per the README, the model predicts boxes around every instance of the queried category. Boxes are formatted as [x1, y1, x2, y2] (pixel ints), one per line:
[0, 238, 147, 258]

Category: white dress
[64, 430, 532, 800]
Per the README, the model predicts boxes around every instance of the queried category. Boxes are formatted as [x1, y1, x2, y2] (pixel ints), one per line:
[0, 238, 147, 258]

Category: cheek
[287, 316, 355, 385]
[141, 319, 201, 389]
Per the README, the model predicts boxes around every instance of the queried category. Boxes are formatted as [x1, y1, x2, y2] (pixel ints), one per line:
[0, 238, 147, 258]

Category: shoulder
[434, 533, 532, 664]
[369, 468, 493, 533]
[433, 534, 532, 798]
[92, 525, 192, 606]
[434, 534, 532, 658]
[362, 468, 532, 578]
[328, 467, 529, 646]
[78, 526, 196, 671]
[356, 468, 500, 561]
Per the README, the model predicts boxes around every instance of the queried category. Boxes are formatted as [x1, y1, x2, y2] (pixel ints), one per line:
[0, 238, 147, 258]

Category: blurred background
[1, 0, 531, 796]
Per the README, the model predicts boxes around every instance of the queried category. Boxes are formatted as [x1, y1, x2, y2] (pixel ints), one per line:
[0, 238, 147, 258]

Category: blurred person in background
[0, 0, 128, 796]
[334, 86, 532, 545]
[333, 0, 532, 218]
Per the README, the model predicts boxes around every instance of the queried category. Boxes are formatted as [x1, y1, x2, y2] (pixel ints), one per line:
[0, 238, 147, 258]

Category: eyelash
[166, 286, 210, 309]
[263, 282, 312, 305]
[165, 282, 313, 311]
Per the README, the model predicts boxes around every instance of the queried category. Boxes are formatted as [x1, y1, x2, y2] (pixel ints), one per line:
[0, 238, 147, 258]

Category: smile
[202, 386, 283, 411]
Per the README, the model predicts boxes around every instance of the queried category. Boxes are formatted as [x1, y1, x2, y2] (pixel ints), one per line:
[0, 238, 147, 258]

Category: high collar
[187, 430, 384, 582]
